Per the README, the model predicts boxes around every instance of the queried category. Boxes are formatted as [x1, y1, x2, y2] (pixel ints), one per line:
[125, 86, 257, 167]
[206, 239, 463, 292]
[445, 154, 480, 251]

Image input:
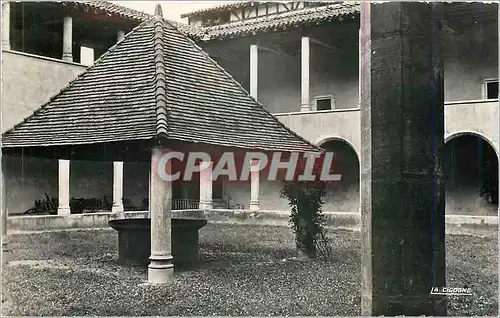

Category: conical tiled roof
[2, 16, 319, 153]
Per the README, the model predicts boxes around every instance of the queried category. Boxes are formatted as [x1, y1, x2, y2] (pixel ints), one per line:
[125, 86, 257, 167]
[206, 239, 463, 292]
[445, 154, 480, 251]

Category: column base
[112, 204, 124, 213]
[148, 254, 174, 284]
[199, 201, 213, 210]
[57, 206, 71, 216]
[249, 201, 260, 211]
[2, 43, 10, 51]
[300, 104, 311, 112]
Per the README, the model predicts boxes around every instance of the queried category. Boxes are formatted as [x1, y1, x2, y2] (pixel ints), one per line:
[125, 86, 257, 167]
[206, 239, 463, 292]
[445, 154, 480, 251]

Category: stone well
[108, 218, 207, 267]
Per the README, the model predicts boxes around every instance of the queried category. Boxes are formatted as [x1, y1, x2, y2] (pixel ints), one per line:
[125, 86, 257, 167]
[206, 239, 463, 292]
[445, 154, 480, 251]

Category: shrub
[280, 182, 332, 259]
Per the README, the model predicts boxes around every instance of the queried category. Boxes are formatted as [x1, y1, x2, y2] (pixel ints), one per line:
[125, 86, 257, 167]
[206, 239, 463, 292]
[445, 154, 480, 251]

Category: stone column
[62, 16, 73, 62]
[57, 159, 71, 216]
[1, 157, 8, 265]
[300, 36, 310, 112]
[117, 30, 125, 42]
[112, 161, 124, 215]
[249, 159, 260, 210]
[199, 161, 213, 210]
[2, 1, 10, 50]
[497, 7, 500, 303]
[358, 28, 361, 107]
[360, 2, 446, 315]
[148, 147, 174, 284]
[250, 44, 258, 99]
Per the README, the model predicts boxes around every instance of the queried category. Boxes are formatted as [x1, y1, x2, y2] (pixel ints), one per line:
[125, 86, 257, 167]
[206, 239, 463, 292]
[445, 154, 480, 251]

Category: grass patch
[1, 224, 497, 316]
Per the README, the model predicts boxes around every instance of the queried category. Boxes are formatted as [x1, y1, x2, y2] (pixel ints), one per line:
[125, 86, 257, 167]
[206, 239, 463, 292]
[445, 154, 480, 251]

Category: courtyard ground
[1, 223, 498, 316]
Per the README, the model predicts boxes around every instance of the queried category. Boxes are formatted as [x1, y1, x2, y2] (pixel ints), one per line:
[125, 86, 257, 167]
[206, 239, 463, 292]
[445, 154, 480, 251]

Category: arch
[443, 131, 499, 216]
[315, 135, 360, 160]
[445, 131, 499, 159]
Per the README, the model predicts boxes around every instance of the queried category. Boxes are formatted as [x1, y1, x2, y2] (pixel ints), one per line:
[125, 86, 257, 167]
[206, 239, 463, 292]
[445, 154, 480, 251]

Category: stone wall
[1, 50, 86, 133]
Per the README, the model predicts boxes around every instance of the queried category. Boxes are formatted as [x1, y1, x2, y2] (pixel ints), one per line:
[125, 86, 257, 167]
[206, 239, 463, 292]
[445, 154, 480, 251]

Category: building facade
[1, 1, 499, 217]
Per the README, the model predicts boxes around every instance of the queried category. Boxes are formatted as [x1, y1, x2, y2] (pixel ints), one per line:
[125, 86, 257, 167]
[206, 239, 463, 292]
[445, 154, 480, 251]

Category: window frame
[313, 94, 335, 111]
[482, 78, 499, 100]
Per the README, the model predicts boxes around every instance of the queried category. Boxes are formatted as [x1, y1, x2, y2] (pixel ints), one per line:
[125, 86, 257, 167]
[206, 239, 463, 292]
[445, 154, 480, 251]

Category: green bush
[280, 182, 332, 259]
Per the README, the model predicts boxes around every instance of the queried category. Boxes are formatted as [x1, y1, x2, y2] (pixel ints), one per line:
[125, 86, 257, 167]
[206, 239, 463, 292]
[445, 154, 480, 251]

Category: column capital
[250, 159, 261, 170]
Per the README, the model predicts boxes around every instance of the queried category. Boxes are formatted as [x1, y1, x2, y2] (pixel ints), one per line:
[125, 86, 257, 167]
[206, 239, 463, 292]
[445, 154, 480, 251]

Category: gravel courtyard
[1, 224, 497, 316]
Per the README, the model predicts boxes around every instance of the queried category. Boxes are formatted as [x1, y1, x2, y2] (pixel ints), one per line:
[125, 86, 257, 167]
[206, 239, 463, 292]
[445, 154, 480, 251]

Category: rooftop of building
[61, 1, 362, 40]
[2, 8, 319, 154]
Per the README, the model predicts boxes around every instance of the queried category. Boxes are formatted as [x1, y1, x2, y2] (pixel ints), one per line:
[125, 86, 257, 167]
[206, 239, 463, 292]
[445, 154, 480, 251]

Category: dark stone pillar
[360, 2, 446, 315]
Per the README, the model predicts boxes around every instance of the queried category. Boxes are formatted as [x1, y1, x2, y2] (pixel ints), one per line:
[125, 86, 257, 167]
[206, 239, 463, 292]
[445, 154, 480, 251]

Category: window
[485, 80, 499, 99]
[314, 95, 335, 111]
[80, 46, 94, 66]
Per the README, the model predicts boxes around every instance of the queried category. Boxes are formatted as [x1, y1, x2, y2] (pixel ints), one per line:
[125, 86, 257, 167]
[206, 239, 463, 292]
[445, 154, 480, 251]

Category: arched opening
[444, 134, 498, 216]
[318, 138, 360, 213]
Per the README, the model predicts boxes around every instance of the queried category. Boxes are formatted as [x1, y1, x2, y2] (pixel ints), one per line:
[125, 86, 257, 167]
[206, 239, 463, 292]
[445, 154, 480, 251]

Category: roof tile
[2, 16, 319, 154]
[200, 2, 360, 40]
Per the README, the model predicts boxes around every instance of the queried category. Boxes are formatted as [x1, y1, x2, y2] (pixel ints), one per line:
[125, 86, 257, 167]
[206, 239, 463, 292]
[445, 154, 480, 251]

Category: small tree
[280, 181, 330, 258]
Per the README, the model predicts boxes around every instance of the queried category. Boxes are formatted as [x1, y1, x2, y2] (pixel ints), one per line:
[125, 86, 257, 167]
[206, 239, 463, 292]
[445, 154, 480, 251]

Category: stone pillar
[117, 30, 125, 42]
[250, 44, 258, 99]
[199, 161, 213, 210]
[1, 157, 8, 265]
[57, 159, 71, 216]
[360, 2, 446, 315]
[148, 169, 151, 217]
[301, 36, 310, 112]
[249, 159, 260, 210]
[497, 7, 500, 302]
[112, 161, 124, 215]
[358, 28, 361, 107]
[148, 147, 174, 284]
[2, 1, 10, 50]
[62, 16, 73, 62]
[358, 28, 362, 214]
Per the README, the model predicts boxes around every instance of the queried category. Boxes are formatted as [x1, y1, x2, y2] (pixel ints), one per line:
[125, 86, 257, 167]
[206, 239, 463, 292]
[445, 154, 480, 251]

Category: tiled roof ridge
[180, 1, 250, 19]
[65, 1, 203, 38]
[153, 17, 169, 139]
[204, 2, 357, 32]
[2, 17, 154, 138]
[197, 2, 360, 40]
[159, 14, 322, 153]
